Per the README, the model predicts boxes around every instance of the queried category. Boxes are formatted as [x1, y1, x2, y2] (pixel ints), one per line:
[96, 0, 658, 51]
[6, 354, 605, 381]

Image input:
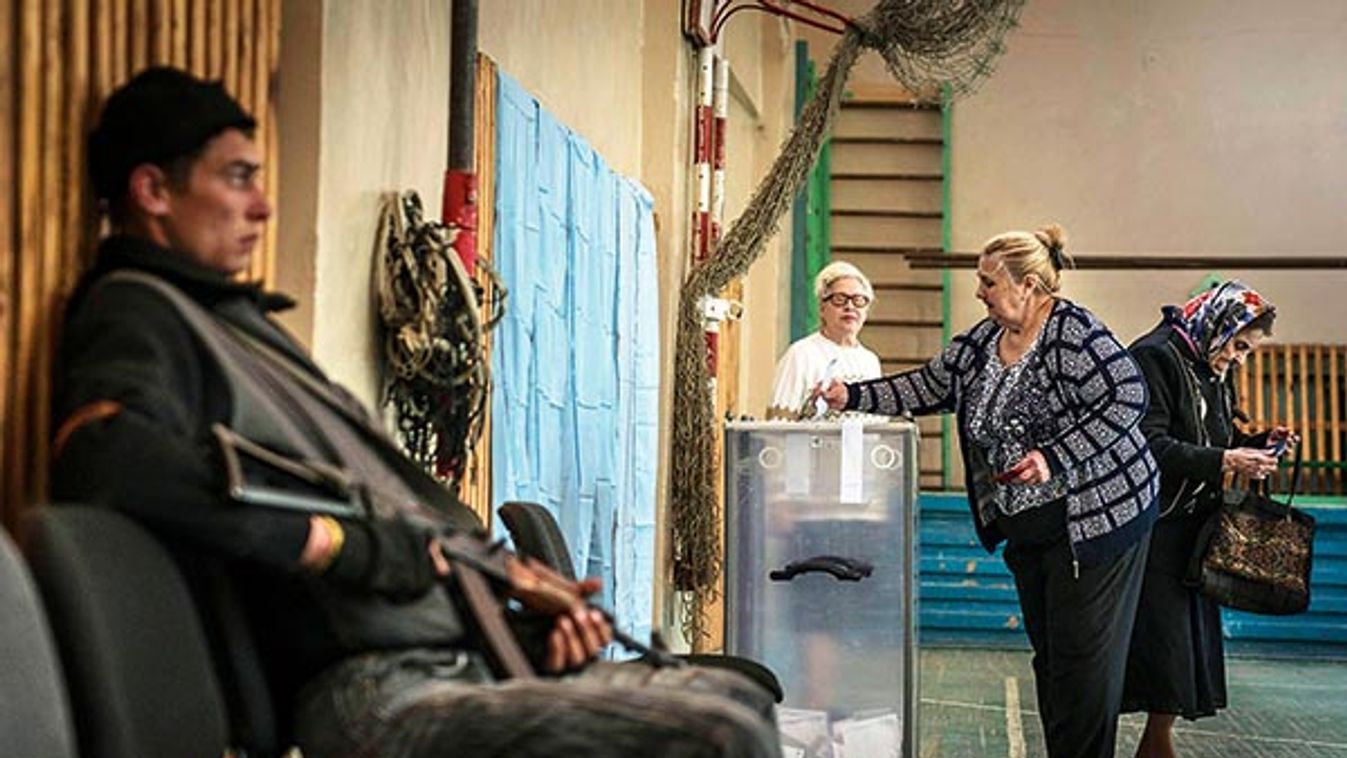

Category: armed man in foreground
[51, 66, 779, 758]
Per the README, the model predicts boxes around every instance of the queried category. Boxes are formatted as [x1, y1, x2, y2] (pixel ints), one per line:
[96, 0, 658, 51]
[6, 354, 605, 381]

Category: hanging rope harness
[377, 191, 506, 485]
[670, 0, 1025, 644]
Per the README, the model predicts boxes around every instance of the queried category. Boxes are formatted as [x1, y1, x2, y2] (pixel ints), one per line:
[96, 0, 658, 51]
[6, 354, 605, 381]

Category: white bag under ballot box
[724, 421, 920, 758]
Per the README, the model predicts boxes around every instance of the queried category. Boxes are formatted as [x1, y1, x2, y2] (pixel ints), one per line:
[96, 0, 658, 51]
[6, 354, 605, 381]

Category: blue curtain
[491, 72, 659, 648]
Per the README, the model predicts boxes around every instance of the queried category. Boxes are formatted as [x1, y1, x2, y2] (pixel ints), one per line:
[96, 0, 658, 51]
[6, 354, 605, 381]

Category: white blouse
[767, 332, 883, 420]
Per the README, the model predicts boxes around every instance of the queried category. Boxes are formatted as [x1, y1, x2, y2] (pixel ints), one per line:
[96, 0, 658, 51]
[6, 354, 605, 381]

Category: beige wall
[947, 0, 1347, 344]
[274, 0, 322, 351]
[279, 0, 660, 406]
[277, 0, 451, 407]
[799, 0, 1347, 345]
[723, 16, 797, 419]
[316, 0, 451, 406]
[479, 1, 645, 179]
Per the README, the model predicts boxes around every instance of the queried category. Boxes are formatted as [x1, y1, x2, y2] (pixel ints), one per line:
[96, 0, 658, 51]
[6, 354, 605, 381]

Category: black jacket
[52, 235, 479, 703]
[55, 235, 315, 563]
[1128, 318, 1265, 521]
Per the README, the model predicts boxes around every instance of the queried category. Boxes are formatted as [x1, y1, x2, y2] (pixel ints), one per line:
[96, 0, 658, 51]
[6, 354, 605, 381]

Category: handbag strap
[1257, 440, 1303, 516]
[1282, 441, 1303, 513]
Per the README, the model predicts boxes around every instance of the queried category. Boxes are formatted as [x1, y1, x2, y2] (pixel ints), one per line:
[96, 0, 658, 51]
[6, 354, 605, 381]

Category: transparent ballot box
[724, 421, 919, 758]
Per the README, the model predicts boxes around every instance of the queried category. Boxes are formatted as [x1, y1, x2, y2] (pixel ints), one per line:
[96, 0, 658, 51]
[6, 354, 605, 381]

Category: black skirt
[1121, 512, 1227, 719]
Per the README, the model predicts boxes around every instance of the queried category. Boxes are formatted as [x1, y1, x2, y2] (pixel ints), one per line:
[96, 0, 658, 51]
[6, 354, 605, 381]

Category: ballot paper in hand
[799, 358, 840, 420]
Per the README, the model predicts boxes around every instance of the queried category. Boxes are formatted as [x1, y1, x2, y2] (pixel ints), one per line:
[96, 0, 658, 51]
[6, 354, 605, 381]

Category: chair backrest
[497, 500, 578, 580]
[25, 506, 231, 758]
[194, 561, 281, 757]
[0, 524, 77, 758]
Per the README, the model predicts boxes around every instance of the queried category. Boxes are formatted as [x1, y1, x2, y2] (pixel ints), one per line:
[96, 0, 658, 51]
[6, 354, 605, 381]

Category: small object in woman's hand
[993, 458, 1033, 484]
[811, 358, 840, 419]
[1265, 437, 1289, 457]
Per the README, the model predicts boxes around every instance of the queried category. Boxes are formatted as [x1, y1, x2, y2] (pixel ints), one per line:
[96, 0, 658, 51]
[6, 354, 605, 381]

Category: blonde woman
[820, 224, 1159, 758]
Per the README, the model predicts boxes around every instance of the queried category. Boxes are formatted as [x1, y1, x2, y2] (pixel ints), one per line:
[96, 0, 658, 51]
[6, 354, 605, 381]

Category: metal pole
[904, 253, 1347, 270]
[444, 0, 478, 274]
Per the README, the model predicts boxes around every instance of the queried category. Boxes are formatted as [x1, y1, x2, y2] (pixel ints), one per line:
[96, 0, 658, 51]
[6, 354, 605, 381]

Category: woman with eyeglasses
[818, 224, 1159, 758]
[1122, 281, 1292, 758]
[767, 261, 881, 420]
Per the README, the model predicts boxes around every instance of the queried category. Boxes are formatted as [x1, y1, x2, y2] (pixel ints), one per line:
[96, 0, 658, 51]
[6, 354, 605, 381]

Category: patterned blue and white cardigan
[845, 299, 1159, 567]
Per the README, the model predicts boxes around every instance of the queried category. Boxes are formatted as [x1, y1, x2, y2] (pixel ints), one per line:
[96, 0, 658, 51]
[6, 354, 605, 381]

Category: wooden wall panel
[130, 0, 147, 71]
[172, 0, 187, 66]
[222, 0, 237, 93]
[1236, 344, 1347, 496]
[151, 0, 170, 65]
[63, 0, 92, 292]
[459, 54, 499, 527]
[10, 0, 43, 531]
[189, 0, 205, 74]
[205, 0, 221, 78]
[0, 0, 13, 518]
[1, 0, 282, 530]
[35, 0, 64, 503]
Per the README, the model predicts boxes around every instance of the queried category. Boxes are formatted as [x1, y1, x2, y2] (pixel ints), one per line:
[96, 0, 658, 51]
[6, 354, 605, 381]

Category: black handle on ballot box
[769, 555, 873, 582]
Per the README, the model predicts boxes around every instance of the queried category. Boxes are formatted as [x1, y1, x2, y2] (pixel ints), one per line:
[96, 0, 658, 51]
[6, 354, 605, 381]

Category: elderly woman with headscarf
[819, 223, 1158, 758]
[1122, 281, 1293, 758]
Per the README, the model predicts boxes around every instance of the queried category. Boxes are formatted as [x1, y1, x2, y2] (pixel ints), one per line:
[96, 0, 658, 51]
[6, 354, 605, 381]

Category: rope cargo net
[671, 0, 1025, 644]
[377, 192, 506, 487]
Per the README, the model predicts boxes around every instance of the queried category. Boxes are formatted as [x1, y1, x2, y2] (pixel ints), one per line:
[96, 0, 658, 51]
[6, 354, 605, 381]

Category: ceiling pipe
[903, 253, 1347, 270]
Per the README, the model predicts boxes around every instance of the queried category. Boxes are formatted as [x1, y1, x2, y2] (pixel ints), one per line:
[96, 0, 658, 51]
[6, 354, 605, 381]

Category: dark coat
[51, 235, 483, 704]
[1128, 318, 1265, 524]
[54, 235, 315, 564]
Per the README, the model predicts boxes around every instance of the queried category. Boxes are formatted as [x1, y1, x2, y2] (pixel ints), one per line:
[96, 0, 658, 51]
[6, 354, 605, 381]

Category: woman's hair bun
[1036, 223, 1068, 270]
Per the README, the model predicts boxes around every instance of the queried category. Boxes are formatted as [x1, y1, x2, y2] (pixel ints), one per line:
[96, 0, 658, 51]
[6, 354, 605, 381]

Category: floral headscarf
[1166, 280, 1275, 359]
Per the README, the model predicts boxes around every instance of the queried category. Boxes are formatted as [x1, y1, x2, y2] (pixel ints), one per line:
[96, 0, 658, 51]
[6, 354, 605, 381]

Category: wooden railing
[1234, 344, 1346, 495]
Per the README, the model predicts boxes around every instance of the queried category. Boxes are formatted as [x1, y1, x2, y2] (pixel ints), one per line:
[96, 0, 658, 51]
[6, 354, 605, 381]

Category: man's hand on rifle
[429, 539, 614, 673]
[542, 575, 612, 672]
[305, 514, 613, 674]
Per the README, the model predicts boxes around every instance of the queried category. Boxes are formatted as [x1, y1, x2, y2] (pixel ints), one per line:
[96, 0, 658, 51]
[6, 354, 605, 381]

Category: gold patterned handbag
[1187, 447, 1315, 616]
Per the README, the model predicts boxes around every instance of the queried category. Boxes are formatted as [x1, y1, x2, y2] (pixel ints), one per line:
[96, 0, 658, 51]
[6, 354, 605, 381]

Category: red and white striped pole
[692, 45, 714, 267]
[710, 55, 729, 250]
[701, 53, 732, 385]
[693, 45, 719, 383]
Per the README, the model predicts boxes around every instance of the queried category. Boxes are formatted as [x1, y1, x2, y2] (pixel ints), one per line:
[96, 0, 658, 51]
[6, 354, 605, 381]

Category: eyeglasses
[822, 292, 871, 309]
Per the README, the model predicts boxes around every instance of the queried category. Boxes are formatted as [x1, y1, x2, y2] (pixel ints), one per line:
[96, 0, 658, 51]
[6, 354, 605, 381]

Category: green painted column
[940, 86, 954, 490]
[789, 42, 831, 342]
[790, 41, 811, 341]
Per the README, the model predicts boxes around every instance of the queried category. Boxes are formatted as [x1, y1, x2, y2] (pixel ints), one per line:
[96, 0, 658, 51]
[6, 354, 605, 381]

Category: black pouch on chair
[1185, 446, 1315, 616]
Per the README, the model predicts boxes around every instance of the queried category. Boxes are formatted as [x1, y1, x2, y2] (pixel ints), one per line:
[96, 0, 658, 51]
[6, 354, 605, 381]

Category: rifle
[214, 423, 680, 679]
[437, 532, 684, 678]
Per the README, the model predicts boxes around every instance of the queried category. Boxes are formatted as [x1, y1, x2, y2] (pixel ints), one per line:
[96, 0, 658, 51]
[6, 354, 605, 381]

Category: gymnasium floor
[919, 648, 1347, 758]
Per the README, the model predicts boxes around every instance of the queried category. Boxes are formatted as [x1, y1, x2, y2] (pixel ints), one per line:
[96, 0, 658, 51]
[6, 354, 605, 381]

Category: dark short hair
[88, 67, 256, 214]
